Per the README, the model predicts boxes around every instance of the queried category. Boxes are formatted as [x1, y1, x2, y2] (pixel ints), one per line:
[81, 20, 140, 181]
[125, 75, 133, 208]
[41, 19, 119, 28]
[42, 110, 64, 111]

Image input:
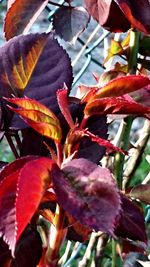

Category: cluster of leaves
[0, 0, 150, 267]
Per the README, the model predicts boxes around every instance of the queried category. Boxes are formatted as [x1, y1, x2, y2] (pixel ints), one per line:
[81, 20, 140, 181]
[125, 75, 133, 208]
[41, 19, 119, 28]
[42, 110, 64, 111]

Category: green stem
[114, 30, 140, 190]
[111, 239, 117, 267]
[128, 30, 140, 74]
[114, 117, 133, 190]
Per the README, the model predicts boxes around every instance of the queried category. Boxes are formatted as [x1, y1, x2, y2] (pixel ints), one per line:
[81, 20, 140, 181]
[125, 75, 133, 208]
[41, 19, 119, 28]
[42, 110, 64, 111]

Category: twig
[78, 232, 99, 267]
[5, 132, 19, 158]
[114, 117, 133, 189]
[58, 240, 72, 266]
[95, 234, 108, 267]
[142, 172, 150, 185]
[63, 242, 83, 267]
[123, 119, 150, 189]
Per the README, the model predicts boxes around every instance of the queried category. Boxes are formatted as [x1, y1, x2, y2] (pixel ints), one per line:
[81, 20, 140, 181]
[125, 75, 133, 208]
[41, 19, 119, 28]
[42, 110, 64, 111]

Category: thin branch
[63, 242, 83, 267]
[95, 234, 108, 267]
[123, 119, 150, 189]
[78, 232, 99, 267]
[58, 240, 72, 266]
[5, 132, 19, 159]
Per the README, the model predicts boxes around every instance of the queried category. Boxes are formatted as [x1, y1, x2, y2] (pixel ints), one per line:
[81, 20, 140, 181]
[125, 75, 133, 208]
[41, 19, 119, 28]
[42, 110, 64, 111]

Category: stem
[114, 117, 133, 189]
[123, 119, 150, 189]
[79, 232, 99, 267]
[46, 206, 67, 267]
[5, 132, 19, 158]
[95, 234, 108, 267]
[111, 239, 116, 267]
[114, 30, 140, 190]
[79, 116, 88, 130]
[55, 141, 63, 167]
[128, 30, 140, 74]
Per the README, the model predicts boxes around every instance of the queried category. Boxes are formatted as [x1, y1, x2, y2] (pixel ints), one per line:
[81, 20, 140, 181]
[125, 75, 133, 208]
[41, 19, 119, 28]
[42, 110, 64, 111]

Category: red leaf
[57, 88, 75, 129]
[115, 0, 150, 34]
[4, 0, 48, 40]
[0, 155, 37, 183]
[0, 171, 19, 257]
[82, 75, 150, 102]
[15, 158, 52, 242]
[85, 0, 130, 32]
[52, 158, 121, 234]
[0, 157, 53, 256]
[85, 130, 127, 155]
[84, 96, 150, 117]
[65, 128, 127, 156]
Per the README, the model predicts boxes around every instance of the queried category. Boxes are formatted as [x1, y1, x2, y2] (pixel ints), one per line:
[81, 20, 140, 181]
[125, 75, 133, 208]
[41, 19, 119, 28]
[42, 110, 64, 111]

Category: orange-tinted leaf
[84, 96, 150, 117]
[6, 97, 62, 141]
[57, 88, 75, 129]
[83, 75, 150, 102]
[115, 0, 150, 34]
[0, 157, 53, 256]
[4, 0, 48, 40]
[130, 184, 150, 204]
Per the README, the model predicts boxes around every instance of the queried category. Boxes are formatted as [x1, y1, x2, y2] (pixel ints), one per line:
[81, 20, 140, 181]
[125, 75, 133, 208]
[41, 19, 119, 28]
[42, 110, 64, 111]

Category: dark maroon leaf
[53, 6, 90, 43]
[76, 114, 108, 163]
[52, 158, 120, 234]
[84, 0, 130, 32]
[0, 226, 42, 267]
[115, 0, 150, 34]
[0, 237, 11, 266]
[115, 194, 147, 243]
[11, 226, 42, 267]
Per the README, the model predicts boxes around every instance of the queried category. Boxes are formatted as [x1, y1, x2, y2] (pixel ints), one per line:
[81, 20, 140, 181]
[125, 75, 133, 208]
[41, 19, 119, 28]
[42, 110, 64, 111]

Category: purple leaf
[115, 194, 147, 243]
[52, 158, 120, 234]
[0, 33, 72, 129]
[53, 6, 90, 43]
